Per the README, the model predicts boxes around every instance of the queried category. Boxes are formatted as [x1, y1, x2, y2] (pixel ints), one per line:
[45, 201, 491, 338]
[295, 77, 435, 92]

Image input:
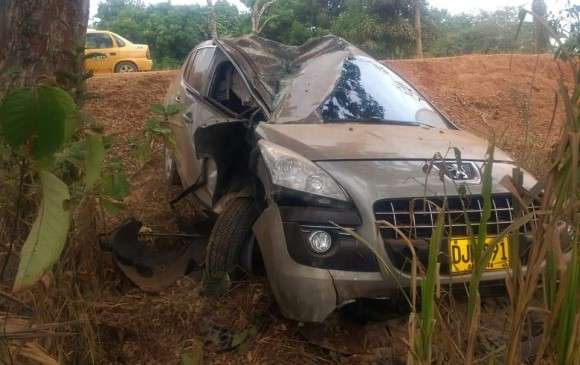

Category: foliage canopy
[90, 0, 577, 66]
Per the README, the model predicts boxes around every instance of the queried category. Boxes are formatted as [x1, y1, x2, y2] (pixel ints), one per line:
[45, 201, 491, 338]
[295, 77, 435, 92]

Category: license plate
[449, 236, 510, 274]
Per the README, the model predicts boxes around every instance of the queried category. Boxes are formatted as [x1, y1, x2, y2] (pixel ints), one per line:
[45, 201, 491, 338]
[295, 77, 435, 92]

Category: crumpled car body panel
[163, 34, 540, 322]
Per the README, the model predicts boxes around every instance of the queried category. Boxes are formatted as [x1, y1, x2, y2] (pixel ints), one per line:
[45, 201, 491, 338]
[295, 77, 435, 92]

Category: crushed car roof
[217, 34, 362, 116]
[217, 35, 453, 128]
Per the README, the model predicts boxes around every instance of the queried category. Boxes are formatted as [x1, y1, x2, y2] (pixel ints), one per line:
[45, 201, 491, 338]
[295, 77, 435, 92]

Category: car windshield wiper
[324, 119, 436, 128]
[416, 122, 436, 128]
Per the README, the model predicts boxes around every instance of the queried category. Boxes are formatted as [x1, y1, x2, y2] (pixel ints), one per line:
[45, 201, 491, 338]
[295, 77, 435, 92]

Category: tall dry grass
[343, 39, 578, 365]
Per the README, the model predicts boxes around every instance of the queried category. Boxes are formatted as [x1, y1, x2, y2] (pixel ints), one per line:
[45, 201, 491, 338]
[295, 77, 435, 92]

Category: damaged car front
[236, 37, 540, 322]
[166, 35, 542, 323]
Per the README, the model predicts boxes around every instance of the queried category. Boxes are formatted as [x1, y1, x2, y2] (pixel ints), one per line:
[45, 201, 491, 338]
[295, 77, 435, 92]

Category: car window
[184, 47, 215, 91]
[209, 60, 257, 115]
[111, 33, 126, 47]
[86, 33, 114, 49]
[319, 56, 448, 128]
[182, 52, 197, 85]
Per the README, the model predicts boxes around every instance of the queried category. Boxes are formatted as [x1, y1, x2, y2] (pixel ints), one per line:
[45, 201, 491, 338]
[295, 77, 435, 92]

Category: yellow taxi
[85, 29, 153, 73]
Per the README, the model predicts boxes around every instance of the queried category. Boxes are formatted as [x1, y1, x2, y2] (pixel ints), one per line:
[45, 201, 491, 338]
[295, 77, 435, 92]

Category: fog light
[308, 230, 332, 254]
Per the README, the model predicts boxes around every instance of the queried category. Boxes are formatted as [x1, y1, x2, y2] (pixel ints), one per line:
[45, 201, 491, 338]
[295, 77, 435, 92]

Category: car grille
[374, 194, 539, 240]
[374, 194, 539, 275]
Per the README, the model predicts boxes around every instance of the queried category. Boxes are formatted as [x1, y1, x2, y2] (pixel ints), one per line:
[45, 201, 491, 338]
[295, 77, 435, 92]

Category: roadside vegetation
[92, 0, 575, 67]
[0, 0, 578, 364]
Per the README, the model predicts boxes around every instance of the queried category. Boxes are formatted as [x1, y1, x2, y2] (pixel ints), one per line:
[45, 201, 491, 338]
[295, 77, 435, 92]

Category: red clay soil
[80, 54, 567, 364]
[85, 71, 181, 231]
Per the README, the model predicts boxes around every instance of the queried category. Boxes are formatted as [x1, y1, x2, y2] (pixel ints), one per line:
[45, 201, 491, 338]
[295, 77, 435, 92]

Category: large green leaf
[85, 132, 105, 190]
[102, 163, 130, 214]
[0, 86, 76, 159]
[13, 170, 71, 292]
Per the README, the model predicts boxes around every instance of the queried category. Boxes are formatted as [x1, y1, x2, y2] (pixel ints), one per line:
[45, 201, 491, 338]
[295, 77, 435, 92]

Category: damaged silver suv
[164, 35, 537, 322]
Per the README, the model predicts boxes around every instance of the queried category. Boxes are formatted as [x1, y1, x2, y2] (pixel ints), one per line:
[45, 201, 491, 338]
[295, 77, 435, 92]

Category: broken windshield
[319, 56, 449, 128]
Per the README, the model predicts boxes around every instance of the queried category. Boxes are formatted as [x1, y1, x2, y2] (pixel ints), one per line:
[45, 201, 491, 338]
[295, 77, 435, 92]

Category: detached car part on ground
[162, 35, 553, 322]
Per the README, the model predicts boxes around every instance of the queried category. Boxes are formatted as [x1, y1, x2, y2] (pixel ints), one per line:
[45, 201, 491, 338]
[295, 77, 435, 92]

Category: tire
[164, 145, 181, 186]
[115, 61, 138, 73]
[205, 197, 259, 278]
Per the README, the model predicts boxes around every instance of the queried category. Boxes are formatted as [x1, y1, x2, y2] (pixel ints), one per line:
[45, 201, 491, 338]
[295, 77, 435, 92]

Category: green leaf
[103, 163, 129, 199]
[102, 166, 130, 214]
[0, 89, 34, 146]
[145, 119, 172, 136]
[417, 203, 445, 362]
[0, 86, 76, 159]
[13, 170, 71, 291]
[180, 354, 195, 365]
[150, 104, 165, 115]
[101, 197, 125, 215]
[134, 138, 152, 166]
[180, 339, 203, 365]
[85, 132, 105, 190]
[165, 103, 182, 116]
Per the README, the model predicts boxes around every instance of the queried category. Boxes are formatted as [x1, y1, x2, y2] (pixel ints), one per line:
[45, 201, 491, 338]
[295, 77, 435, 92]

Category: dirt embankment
[86, 71, 180, 231]
[81, 54, 567, 364]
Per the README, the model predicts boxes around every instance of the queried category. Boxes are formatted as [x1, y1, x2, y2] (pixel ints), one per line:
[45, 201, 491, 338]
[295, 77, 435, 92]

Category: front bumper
[253, 201, 522, 323]
[252, 160, 543, 322]
[253, 204, 338, 322]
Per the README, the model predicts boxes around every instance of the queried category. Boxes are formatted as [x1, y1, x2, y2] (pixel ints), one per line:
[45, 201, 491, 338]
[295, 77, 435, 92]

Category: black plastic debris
[99, 217, 207, 292]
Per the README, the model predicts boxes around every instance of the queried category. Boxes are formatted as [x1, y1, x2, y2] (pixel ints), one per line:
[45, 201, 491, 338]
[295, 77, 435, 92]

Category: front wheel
[204, 197, 259, 279]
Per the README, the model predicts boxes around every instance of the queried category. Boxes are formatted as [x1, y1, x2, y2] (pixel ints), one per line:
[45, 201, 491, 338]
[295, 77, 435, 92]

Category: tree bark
[532, 0, 550, 53]
[207, 0, 218, 39]
[0, 0, 90, 97]
[414, 0, 423, 59]
[251, 0, 276, 34]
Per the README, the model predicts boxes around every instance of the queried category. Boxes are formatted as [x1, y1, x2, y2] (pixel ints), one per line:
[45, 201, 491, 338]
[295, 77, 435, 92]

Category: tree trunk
[207, 0, 218, 39]
[414, 0, 423, 59]
[532, 0, 550, 53]
[0, 0, 90, 97]
[251, 0, 276, 34]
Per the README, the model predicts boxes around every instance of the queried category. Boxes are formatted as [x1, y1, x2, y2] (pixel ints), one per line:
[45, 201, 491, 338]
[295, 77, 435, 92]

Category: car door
[109, 32, 128, 60]
[169, 45, 228, 202]
[167, 50, 202, 189]
[193, 48, 265, 206]
[85, 32, 118, 73]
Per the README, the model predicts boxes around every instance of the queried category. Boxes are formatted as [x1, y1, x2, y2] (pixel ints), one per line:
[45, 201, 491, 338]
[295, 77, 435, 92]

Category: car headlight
[258, 140, 349, 201]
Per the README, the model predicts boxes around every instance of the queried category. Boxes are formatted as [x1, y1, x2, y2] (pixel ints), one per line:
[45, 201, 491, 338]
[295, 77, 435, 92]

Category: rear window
[320, 56, 448, 128]
[111, 33, 126, 47]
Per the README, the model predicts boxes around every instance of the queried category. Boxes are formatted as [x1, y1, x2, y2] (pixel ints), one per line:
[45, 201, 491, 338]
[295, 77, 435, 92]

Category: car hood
[256, 123, 513, 162]
[318, 160, 536, 202]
